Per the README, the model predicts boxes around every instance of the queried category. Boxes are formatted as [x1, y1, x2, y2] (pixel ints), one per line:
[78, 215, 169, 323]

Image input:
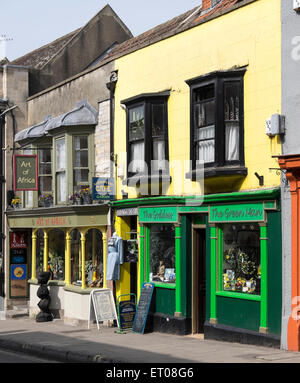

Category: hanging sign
[139, 206, 178, 223]
[132, 282, 154, 334]
[13, 154, 38, 191]
[88, 289, 119, 330]
[92, 177, 115, 201]
[209, 203, 265, 223]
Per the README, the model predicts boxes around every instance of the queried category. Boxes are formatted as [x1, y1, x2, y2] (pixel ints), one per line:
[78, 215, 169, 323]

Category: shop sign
[13, 155, 38, 191]
[10, 264, 27, 297]
[209, 203, 265, 223]
[10, 232, 27, 249]
[139, 206, 178, 223]
[92, 177, 115, 200]
[116, 208, 138, 217]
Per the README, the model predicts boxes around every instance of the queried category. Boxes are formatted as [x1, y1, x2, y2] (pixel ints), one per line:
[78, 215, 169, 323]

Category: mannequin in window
[153, 260, 165, 282]
[106, 231, 123, 281]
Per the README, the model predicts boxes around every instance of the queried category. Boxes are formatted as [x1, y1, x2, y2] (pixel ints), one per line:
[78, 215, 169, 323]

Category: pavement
[0, 316, 300, 364]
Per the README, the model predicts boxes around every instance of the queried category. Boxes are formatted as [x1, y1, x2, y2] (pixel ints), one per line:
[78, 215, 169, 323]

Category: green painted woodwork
[210, 227, 217, 321]
[179, 206, 209, 213]
[139, 225, 145, 290]
[154, 286, 175, 316]
[110, 188, 280, 208]
[216, 296, 260, 331]
[216, 291, 261, 301]
[205, 219, 211, 322]
[175, 225, 181, 314]
[260, 225, 268, 330]
[193, 215, 206, 225]
[181, 215, 192, 318]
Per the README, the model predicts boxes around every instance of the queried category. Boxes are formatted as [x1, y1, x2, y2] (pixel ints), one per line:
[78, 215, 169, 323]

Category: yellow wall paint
[114, 0, 281, 199]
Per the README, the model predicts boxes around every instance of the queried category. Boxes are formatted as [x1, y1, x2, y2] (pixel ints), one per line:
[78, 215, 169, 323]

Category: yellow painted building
[110, 0, 283, 343]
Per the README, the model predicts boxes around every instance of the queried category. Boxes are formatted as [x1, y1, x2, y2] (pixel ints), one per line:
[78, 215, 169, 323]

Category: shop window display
[35, 229, 44, 277]
[85, 229, 103, 288]
[71, 229, 81, 285]
[149, 224, 175, 283]
[222, 223, 261, 295]
[48, 229, 65, 281]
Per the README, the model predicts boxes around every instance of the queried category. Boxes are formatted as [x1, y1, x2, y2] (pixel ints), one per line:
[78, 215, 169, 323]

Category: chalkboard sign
[132, 282, 154, 334]
[88, 289, 119, 330]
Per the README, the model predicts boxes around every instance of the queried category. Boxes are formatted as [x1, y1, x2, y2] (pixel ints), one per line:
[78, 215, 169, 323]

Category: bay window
[186, 69, 246, 178]
[123, 92, 170, 179]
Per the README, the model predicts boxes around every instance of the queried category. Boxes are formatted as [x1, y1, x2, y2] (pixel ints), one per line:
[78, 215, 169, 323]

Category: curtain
[225, 121, 239, 161]
[152, 139, 166, 172]
[57, 172, 66, 202]
[130, 142, 145, 173]
[197, 125, 215, 163]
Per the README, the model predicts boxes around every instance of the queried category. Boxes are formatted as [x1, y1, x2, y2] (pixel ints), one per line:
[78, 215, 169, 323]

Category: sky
[1, 0, 202, 61]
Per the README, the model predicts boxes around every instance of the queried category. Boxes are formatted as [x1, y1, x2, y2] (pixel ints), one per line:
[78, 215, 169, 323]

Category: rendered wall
[113, 0, 282, 199]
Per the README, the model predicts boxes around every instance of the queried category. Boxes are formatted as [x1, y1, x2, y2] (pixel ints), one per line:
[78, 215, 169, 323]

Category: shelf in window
[215, 290, 261, 301]
[151, 282, 176, 289]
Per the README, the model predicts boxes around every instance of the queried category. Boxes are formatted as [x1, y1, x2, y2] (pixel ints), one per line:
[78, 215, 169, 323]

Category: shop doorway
[192, 228, 206, 334]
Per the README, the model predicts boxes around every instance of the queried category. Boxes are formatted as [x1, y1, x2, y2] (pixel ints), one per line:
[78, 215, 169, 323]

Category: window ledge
[63, 284, 94, 295]
[123, 174, 172, 186]
[186, 166, 248, 181]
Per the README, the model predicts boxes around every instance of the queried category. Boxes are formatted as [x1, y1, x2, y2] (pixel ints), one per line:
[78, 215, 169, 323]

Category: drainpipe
[106, 71, 118, 234]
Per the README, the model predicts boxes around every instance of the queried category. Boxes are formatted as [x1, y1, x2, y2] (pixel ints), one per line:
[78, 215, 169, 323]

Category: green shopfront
[112, 188, 282, 346]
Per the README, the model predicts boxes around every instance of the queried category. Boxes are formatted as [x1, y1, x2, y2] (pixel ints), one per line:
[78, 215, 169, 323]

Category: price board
[132, 282, 154, 334]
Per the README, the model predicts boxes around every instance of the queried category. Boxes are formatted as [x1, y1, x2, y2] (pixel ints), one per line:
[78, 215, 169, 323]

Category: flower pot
[43, 200, 52, 208]
[83, 195, 92, 205]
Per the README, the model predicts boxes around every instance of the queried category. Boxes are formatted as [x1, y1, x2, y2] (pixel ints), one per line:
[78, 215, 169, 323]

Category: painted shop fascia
[111, 187, 282, 346]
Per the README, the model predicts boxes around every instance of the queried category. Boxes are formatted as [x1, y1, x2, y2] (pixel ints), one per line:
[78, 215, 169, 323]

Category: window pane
[74, 136, 88, 150]
[39, 149, 51, 168]
[195, 84, 215, 102]
[149, 225, 175, 284]
[129, 141, 145, 173]
[152, 104, 165, 137]
[85, 229, 103, 288]
[197, 140, 215, 163]
[74, 169, 89, 184]
[36, 230, 44, 278]
[152, 138, 166, 171]
[56, 138, 66, 171]
[129, 106, 145, 142]
[223, 223, 261, 295]
[25, 191, 33, 208]
[75, 150, 88, 168]
[225, 82, 240, 162]
[39, 176, 52, 193]
[57, 172, 66, 202]
[226, 122, 239, 161]
[48, 229, 65, 281]
[71, 229, 81, 285]
[195, 101, 215, 128]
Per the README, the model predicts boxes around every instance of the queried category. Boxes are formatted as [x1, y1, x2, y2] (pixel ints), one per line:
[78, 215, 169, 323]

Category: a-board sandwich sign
[117, 294, 136, 332]
[88, 289, 119, 330]
[132, 282, 154, 334]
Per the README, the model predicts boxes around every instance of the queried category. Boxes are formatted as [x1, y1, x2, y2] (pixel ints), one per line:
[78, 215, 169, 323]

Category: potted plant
[79, 187, 92, 204]
[38, 193, 53, 207]
[69, 192, 81, 205]
[11, 196, 21, 209]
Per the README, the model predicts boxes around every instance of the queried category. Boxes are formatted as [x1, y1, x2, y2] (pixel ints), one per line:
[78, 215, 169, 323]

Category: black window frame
[123, 92, 170, 180]
[186, 69, 246, 177]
